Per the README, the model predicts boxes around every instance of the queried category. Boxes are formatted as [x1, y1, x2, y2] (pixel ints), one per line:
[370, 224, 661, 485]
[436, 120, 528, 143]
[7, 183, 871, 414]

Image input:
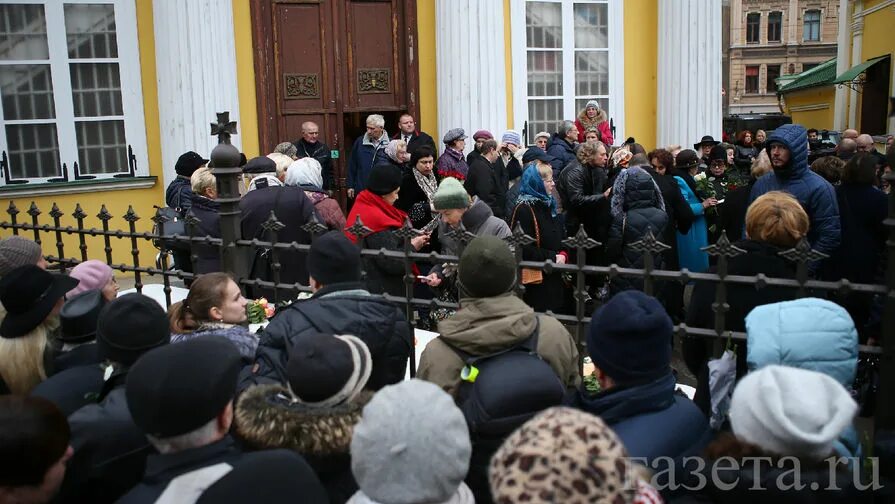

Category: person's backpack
[444, 318, 566, 437]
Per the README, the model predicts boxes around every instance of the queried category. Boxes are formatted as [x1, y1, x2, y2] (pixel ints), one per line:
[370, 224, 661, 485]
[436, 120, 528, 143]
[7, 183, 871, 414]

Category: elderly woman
[436, 128, 469, 181]
[534, 131, 550, 151]
[383, 139, 410, 173]
[673, 150, 715, 273]
[285, 158, 345, 231]
[395, 146, 439, 232]
[510, 164, 568, 313]
[186, 167, 223, 274]
[345, 163, 430, 296]
[574, 100, 613, 146]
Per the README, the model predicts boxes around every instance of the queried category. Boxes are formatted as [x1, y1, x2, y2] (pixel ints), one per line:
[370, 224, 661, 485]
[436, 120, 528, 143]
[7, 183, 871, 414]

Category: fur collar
[235, 384, 372, 456]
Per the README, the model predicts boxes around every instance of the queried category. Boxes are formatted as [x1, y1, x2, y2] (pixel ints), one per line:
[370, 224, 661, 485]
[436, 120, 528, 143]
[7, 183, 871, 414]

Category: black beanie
[587, 290, 672, 385]
[307, 231, 361, 285]
[96, 293, 170, 366]
[366, 163, 402, 195]
[175, 151, 208, 177]
[286, 333, 371, 403]
[458, 236, 516, 298]
[709, 145, 728, 163]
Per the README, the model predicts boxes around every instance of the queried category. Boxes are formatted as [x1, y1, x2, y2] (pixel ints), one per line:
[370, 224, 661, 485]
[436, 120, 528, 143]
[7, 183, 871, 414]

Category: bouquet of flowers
[247, 298, 276, 324]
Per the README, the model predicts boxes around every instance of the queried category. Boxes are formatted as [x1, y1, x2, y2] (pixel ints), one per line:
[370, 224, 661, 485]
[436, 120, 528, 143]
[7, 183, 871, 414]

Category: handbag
[511, 204, 543, 285]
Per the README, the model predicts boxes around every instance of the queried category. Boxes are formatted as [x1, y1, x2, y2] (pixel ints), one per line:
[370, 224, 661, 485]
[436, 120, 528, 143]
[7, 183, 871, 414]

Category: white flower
[693, 172, 707, 182]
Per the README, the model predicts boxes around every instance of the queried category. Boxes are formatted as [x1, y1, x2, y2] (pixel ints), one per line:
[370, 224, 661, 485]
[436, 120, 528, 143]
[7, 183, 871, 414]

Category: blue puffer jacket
[746, 297, 860, 459]
[749, 124, 840, 256]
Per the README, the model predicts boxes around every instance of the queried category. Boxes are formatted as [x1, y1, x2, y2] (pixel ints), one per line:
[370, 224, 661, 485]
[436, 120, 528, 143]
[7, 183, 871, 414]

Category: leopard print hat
[489, 407, 637, 504]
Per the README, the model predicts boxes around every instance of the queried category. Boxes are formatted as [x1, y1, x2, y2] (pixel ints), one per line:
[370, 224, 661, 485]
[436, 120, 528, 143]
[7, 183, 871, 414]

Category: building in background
[728, 0, 839, 115]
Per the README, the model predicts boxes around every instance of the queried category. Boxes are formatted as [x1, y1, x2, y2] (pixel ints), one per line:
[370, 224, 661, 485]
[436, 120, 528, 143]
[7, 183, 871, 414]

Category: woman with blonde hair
[0, 265, 78, 394]
[186, 167, 222, 274]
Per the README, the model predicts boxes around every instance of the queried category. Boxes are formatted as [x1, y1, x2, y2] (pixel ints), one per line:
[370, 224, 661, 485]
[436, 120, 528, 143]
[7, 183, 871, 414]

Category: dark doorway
[861, 56, 891, 135]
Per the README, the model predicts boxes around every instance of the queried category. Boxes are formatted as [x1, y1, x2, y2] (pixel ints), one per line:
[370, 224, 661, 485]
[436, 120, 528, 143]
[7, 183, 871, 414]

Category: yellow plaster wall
[859, 4, 895, 127]
[783, 87, 836, 130]
[232, 0, 260, 158]
[0, 0, 165, 273]
[503, 0, 514, 129]
[623, 0, 658, 149]
[417, 0, 438, 139]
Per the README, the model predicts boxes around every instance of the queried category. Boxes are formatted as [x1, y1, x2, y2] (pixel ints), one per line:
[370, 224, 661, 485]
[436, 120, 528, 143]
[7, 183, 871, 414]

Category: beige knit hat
[0, 236, 43, 276]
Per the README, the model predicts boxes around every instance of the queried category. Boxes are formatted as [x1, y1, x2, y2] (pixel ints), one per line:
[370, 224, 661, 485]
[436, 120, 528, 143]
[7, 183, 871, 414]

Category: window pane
[527, 51, 563, 96]
[69, 63, 123, 117]
[527, 99, 563, 144]
[0, 4, 49, 60]
[0, 64, 56, 120]
[573, 3, 608, 49]
[75, 120, 127, 174]
[767, 65, 781, 92]
[526, 2, 561, 49]
[575, 51, 608, 96]
[6, 123, 61, 179]
[64, 4, 118, 58]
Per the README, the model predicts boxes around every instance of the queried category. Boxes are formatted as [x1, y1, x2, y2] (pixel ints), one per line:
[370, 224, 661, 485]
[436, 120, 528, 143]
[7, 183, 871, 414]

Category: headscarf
[515, 164, 557, 217]
[285, 158, 323, 190]
[385, 140, 404, 164]
[610, 166, 665, 219]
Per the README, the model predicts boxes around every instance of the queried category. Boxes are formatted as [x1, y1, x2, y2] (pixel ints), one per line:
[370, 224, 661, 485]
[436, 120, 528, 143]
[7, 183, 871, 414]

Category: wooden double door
[251, 0, 420, 199]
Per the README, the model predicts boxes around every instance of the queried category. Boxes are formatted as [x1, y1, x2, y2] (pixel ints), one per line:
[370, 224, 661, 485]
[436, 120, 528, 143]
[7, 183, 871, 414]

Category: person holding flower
[697, 145, 730, 244]
[673, 150, 714, 273]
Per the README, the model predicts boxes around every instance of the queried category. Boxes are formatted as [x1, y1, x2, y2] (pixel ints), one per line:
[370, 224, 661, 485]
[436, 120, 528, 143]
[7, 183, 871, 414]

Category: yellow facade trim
[789, 103, 831, 112]
[417, 0, 438, 141]
[503, 0, 514, 129]
[623, 0, 657, 149]
[233, 0, 260, 158]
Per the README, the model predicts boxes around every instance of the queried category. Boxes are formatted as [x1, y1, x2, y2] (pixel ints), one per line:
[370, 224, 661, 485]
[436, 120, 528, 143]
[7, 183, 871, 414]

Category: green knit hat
[433, 177, 470, 211]
[458, 236, 516, 298]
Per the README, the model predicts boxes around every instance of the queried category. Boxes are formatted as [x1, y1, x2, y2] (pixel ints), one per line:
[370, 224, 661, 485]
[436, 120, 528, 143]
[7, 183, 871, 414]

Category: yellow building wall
[859, 3, 895, 129]
[417, 0, 438, 139]
[783, 87, 836, 130]
[233, 0, 260, 159]
[623, 0, 658, 149]
[0, 0, 165, 274]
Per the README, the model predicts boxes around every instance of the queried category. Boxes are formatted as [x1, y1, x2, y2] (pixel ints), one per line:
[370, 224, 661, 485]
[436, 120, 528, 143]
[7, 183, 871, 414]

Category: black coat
[248, 282, 412, 391]
[393, 130, 436, 155]
[295, 138, 335, 190]
[31, 363, 104, 417]
[360, 229, 410, 298]
[240, 186, 318, 300]
[187, 196, 222, 275]
[395, 171, 437, 230]
[164, 176, 194, 217]
[643, 166, 695, 268]
[48, 343, 101, 375]
[719, 182, 753, 242]
[510, 201, 567, 313]
[546, 134, 576, 175]
[734, 143, 758, 170]
[556, 160, 610, 239]
[821, 183, 887, 284]
[465, 157, 506, 219]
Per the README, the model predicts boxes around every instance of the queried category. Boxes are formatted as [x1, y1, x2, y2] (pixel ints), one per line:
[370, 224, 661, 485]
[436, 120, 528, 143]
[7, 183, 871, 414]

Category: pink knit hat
[68, 260, 114, 297]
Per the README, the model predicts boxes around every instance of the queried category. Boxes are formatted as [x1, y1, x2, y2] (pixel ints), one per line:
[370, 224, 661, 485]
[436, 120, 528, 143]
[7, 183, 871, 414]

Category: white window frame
[510, 0, 625, 145]
[0, 0, 148, 186]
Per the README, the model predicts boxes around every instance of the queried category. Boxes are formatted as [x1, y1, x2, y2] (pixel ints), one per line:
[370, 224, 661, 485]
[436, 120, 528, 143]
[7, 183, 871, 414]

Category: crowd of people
[0, 102, 894, 503]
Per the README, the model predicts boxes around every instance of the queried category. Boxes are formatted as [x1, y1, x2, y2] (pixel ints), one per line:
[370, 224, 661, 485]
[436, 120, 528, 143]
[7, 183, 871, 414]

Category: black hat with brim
[60, 289, 107, 343]
[522, 149, 555, 165]
[0, 266, 79, 338]
[242, 156, 277, 174]
[694, 135, 721, 149]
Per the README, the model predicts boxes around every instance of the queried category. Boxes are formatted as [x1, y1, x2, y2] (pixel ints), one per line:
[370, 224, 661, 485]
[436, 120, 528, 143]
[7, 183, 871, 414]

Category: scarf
[413, 167, 438, 205]
[344, 189, 409, 244]
[385, 140, 403, 163]
[285, 159, 323, 189]
[515, 164, 557, 216]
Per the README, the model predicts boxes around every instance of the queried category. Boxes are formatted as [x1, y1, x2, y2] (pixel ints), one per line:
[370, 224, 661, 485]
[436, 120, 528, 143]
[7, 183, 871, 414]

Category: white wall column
[847, 4, 863, 129]
[833, 0, 851, 131]
[435, 0, 507, 154]
[657, 0, 722, 149]
[153, 0, 242, 188]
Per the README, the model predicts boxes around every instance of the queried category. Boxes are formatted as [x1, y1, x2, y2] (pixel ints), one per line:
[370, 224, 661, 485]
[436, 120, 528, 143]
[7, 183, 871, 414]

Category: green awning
[834, 56, 888, 83]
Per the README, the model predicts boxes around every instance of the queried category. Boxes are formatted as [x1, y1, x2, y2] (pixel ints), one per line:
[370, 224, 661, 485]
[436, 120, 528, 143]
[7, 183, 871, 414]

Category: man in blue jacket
[347, 114, 390, 200]
[749, 124, 840, 257]
[565, 290, 711, 470]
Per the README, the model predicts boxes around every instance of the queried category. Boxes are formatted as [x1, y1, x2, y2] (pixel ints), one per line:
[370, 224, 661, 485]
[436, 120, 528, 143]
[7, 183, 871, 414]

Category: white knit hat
[729, 365, 857, 461]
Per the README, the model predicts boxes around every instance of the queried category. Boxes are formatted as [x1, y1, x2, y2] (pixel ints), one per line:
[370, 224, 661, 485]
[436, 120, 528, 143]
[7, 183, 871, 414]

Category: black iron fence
[2, 115, 894, 442]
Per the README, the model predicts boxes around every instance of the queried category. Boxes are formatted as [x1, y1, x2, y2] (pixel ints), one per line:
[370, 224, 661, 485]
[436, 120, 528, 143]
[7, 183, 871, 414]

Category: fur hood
[235, 384, 373, 456]
[577, 107, 607, 128]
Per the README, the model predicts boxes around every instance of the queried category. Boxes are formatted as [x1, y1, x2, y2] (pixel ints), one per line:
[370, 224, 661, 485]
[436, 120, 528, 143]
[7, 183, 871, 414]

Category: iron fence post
[209, 112, 248, 284]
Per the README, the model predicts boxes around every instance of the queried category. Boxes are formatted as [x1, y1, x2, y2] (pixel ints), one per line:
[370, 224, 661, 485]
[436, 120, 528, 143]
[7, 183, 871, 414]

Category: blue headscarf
[516, 163, 557, 216]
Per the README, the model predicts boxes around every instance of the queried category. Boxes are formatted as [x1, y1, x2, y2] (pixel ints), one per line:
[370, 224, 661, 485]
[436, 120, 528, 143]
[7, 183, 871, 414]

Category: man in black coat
[240, 184, 319, 302]
[246, 232, 412, 392]
[61, 294, 171, 503]
[293, 121, 334, 191]
[393, 113, 436, 155]
[464, 139, 505, 219]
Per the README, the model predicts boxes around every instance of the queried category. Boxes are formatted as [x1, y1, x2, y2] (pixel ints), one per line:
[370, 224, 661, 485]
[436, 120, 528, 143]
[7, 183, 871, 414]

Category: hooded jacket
[417, 293, 580, 397]
[235, 384, 372, 504]
[745, 298, 860, 459]
[749, 124, 841, 257]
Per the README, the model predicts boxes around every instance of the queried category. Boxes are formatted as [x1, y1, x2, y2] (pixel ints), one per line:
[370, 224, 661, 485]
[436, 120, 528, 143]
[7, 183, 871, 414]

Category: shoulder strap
[527, 204, 540, 247]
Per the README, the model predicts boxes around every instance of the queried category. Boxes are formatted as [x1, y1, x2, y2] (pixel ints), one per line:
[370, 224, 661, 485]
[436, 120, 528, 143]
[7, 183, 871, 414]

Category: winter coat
[546, 134, 576, 176]
[235, 385, 371, 504]
[734, 143, 758, 170]
[565, 373, 711, 467]
[509, 201, 567, 313]
[171, 323, 259, 360]
[295, 138, 335, 190]
[240, 186, 318, 300]
[31, 363, 104, 416]
[395, 171, 438, 230]
[417, 293, 580, 397]
[643, 166, 695, 269]
[556, 160, 610, 238]
[187, 195, 222, 275]
[497, 150, 523, 183]
[749, 124, 841, 257]
[249, 283, 411, 391]
[118, 436, 326, 504]
[675, 176, 709, 273]
[574, 109, 614, 145]
[347, 132, 390, 192]
[719, 182, 753, 243]
[436, 198, 511, 266]
[436, 147, 468, 181]
[360, 229, 409, 297]
[63, 374, 153, 503]
[606, 169, 669, 292]
[821, 183, 887, 284]
[392, 130, 436, 155]
[745, 297, 860, 459]
[304, 188, 347, 231]
[165, 176, 194, 217]
[48, 343, 101, 375]
[465, 156, 505, 219]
